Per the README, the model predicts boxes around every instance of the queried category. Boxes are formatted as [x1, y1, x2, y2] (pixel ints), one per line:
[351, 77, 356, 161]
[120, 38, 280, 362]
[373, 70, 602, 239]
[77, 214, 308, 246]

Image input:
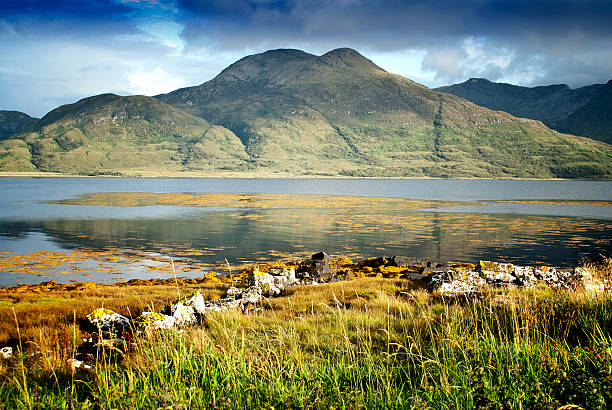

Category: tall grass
[1, 280, 611, 409]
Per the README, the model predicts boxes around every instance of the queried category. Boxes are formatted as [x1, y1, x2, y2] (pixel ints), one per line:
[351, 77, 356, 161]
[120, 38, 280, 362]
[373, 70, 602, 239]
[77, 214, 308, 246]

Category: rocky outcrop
[86, 308, 130, 335]
[427, 259, 607, 298]
[81, 252, 609, 340]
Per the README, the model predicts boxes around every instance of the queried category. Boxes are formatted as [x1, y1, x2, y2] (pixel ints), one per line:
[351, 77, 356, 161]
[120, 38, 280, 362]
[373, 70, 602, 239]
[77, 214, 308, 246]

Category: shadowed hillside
[0, 110, 38, 140]
[437, 78, 612, 145]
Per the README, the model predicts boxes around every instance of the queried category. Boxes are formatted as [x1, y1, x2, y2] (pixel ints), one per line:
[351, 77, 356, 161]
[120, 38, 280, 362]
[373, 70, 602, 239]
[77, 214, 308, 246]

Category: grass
[0, 278, 611, 408]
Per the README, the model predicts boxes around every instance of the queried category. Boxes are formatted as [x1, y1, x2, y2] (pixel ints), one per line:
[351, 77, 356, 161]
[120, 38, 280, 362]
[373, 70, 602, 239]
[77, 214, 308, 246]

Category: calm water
[0, 178, 611, 285]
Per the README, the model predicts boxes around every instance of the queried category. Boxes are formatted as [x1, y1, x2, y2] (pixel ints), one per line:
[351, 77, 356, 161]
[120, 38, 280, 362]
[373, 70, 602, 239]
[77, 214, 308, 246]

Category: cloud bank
[0, 0, 611, 116]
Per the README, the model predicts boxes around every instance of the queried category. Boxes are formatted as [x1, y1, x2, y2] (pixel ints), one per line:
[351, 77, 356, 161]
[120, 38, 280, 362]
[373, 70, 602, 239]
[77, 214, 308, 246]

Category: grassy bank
[0, 278, 611, 409]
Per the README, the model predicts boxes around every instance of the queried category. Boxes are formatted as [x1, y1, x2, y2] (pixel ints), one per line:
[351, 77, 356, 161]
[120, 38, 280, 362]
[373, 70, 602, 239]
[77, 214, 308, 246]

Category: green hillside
[157, 48, 612, 178]
[437, 78, 612, 144]
[0, 110, 38, 140]
[1, 49, 610, 178]
[0, 94, 250, 174]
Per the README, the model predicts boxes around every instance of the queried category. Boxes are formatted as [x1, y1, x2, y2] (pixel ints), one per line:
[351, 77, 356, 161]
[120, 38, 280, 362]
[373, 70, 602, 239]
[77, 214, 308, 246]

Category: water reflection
[0, 188, 610, 286]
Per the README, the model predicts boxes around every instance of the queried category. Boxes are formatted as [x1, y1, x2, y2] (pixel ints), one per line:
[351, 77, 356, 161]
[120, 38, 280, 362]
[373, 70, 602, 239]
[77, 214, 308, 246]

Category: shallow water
[0, 178, 610, 286]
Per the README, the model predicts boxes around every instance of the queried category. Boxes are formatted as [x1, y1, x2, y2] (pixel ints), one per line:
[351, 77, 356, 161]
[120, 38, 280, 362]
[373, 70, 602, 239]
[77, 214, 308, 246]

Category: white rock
[168, 292, 208, 326]
[249, 268, 286, 296]
[86, 308, 130, 332]
[175, 291, 207, 315]
[67, 358, 92, 371]
[1, 346, 12, 359]
[171, 303, 198, 327]
[135, 311, 176, 331]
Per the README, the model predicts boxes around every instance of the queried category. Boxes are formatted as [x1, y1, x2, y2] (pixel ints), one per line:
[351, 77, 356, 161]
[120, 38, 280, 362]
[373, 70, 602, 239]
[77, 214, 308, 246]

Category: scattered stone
[388, 256, 421, 267]
[248, 268, 285, 296]
[134, 311, 176, 331]
[1, 346, 12, 359]
[86, 308, 129, 334]
[311, 251, 330, 262]
[298, 254, 334, 282]
[67, 358, 92, 371]
[429, 270, 486, 298]
[81, 252, 610, 338]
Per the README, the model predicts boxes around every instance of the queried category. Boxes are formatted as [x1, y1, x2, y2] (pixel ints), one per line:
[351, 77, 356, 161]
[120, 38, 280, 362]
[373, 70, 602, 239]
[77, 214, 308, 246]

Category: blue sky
[1, 0, 611, 117]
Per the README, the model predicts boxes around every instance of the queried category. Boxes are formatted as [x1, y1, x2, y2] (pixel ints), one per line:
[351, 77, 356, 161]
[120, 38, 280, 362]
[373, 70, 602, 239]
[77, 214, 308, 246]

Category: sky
[1, 0, 611, 117]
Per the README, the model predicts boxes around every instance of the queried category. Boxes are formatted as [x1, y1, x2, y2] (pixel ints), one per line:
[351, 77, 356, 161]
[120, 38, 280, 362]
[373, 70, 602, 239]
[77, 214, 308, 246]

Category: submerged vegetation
[0, 256, 611, 408]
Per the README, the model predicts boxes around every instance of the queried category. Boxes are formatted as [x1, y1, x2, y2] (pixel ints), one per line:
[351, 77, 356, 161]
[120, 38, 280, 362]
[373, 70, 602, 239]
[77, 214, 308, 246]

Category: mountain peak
[467, 78, 491, 83]
[320, 47, 384, 71]
[322, 47, 361, 58]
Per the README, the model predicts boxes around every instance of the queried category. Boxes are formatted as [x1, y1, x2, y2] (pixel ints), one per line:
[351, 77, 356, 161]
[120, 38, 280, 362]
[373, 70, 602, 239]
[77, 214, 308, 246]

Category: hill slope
[0, 94, 250, 174]
[0, 110, 38, 140]
[157, 48, 612, 178]
[437, 78, 612, 144]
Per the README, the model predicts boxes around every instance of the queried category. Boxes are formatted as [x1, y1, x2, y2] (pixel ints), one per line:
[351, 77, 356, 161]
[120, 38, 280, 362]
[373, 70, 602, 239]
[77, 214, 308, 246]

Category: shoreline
[0, 171, 589, 181]
[1, 253, 605, 293]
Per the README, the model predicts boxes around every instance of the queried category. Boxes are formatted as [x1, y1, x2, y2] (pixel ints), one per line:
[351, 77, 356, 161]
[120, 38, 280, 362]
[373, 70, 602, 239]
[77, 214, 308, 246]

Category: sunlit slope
[0, 94, 250, 174]
[158, 48, 612, 178]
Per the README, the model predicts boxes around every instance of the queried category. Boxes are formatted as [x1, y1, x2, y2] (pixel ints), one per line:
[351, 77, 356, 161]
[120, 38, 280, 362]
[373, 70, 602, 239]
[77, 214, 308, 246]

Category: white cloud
[127, 67, 187, 95]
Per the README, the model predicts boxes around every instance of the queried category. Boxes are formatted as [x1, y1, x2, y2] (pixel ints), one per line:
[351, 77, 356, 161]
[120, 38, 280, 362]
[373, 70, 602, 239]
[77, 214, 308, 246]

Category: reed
[0, 279, 610, 409]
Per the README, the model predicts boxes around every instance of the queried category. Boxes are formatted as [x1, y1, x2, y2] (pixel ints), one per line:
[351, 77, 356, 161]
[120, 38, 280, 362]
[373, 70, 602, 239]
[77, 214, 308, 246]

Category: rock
[170, 303, 198, 327]
[174, 291, 207, 315]
[134, 311, 176, 331]
[422, 266, 446, 276]
[357, 257, 389, 268]
[269, 267, 299, 288]
[426, 261, 448, 269]
[311, 251, 330, 262]
[248, 268, 285, 296]
[483, 271, 519, 287]
[298, 259, 333, 282]
[67, 358, 92, 371]
[388, 256, 422, 267]
[1, 346, 12, 359]
[86, 308, 130, 334]
[577, 254, 611, 292]
[429, 270, 486, 298]
[226, 286, 243, 298]
[575, 267, 606, 293]
[513, 266, 538, 288]
[162, 291, 208, 327]
[476, 260, 515, 274]
[239, 286, 263, 306]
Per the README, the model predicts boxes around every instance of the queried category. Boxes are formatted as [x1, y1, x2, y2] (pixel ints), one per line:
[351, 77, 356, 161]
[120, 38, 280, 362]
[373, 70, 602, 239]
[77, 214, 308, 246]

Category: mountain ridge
[0, 110, 38, 140]
[156, 48, 611, 178]
[0, 48, 610, 178]
[437, 78, 612, 144]
[0, 94, 251, 174]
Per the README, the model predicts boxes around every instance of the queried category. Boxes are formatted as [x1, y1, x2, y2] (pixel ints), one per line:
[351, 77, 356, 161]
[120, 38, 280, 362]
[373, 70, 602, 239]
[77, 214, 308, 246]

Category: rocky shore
[2, 251, 609, 368]
[86, 251, 610, 335]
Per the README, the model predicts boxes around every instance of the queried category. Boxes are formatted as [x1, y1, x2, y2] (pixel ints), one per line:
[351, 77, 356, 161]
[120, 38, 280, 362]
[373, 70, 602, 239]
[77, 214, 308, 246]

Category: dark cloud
[0, 0, 611, 115]
[176, 0, 612, 87]
[1, 0, 134, 21]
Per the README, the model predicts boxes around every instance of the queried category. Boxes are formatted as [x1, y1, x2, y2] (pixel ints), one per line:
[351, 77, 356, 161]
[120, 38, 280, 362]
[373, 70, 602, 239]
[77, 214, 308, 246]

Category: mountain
[0, 94, 250, 174]
[157, 48, 611, 178]
[437, 78, 612, 144]
[1, 48, 610, 178]
[0, 110, 38, 140]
